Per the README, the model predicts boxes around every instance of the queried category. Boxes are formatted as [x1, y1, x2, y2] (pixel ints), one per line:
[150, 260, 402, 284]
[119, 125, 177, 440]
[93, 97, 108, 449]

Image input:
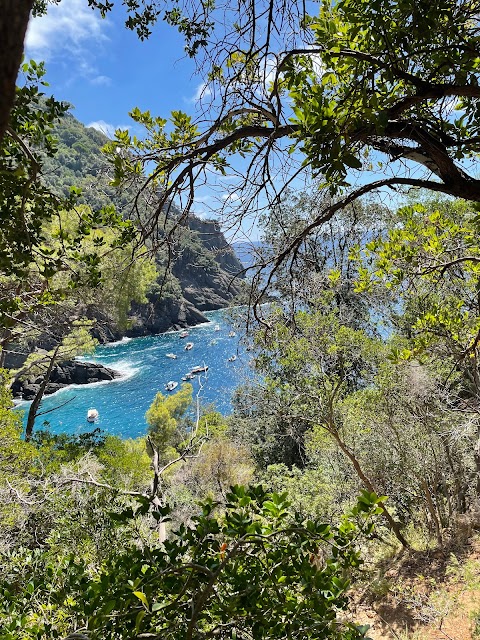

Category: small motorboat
[214, 324, 221, 331]
[209, 339, 218, 346]
[190, 365, 209, 374]
[179, 330, 189, 339]
[87, 408, 99, 423]
[166, 353, 177, 359]
[165, 381, 178, 391]
[185, 373, 195, 380]
[228, 331, 236, 337]
[184, 342, 194, 351]
[228, 355, 237, 362]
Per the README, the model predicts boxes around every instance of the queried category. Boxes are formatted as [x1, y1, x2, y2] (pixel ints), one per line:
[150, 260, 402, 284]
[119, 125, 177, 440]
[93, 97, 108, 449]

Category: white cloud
[194, 195, 213, 204]
[25, 0, 110, 85]
[222, 192, 241, 202]
[191, 82, 212, 103]
[91, 75, 112, 86]
[87, 120, 128, 139]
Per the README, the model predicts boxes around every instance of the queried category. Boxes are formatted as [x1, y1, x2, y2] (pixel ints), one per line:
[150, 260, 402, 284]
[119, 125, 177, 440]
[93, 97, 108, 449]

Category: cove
[16, 310, 249, 439]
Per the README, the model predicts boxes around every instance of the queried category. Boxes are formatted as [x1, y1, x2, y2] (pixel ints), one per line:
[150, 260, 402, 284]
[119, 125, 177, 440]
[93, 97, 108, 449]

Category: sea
[15, 309, 251, 439]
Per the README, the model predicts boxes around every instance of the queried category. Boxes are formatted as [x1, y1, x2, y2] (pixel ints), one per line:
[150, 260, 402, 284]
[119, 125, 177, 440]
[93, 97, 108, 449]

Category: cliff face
[43, 113, 246, 338]
[187, 217, 245, 275]
[115, 218, 245, 336]
[125, 296, 209, 337]
[171, 218, 245, 313]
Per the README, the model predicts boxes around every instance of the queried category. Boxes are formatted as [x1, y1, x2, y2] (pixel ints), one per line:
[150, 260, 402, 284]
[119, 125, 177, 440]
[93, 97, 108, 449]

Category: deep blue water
[16, 310, 249, 439]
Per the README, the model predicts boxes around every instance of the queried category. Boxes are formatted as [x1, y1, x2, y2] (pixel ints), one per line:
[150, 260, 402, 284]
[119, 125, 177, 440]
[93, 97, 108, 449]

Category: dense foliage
[4, 0, 480, 636]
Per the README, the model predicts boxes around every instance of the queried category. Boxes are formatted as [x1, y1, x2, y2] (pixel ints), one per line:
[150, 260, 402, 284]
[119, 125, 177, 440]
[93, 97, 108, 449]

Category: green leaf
[135, 609, 146, 633]
[133, 591, 149, 610]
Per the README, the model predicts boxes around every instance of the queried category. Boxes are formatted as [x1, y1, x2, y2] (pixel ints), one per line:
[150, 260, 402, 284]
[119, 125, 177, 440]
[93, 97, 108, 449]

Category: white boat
[87, 408, 99, 423]
[179, 330, 189, 338]
[166, 353, 177, 359]
[185, 342, 194, 351]
[165, 381, 178, 391]
[214, 324, 221, 331]
[191, 365, 209, 374]
[209, 339, 218, 346]
[228, 331, 236, 337]
[228, 355, 237, 362]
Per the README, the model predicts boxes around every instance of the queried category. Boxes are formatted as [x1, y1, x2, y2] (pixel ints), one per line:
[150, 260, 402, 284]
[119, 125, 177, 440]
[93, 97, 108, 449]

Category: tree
[0, 0, 34, 141]
[96, 0, 480, 285]
[145, 383, 194, 460]
[357, 197, 480, 501]
[0, 368, 36, 536]
[7, 1, 480, 282]
[249, 307, 410, 546]
[1, 485, 383, 640]
[15, 319, 97, 441]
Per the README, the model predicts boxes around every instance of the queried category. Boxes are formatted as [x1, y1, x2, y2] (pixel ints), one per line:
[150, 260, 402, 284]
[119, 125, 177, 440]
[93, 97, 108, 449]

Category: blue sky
[25, 0, 207, 137]
[22, 0, 411, 242]
[24, 1, 265, 239]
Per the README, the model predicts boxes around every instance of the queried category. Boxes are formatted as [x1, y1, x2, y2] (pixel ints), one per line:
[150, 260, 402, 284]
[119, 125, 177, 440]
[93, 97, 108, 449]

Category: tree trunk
[330, 429, 409, 548]
[420, 477, 443, 547]
[0, 0, 34, 142]
[25, 346, 59, 441]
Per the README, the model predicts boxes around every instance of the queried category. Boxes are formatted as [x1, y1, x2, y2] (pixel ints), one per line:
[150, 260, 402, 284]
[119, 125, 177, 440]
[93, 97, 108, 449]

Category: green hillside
[40, 111, 244, 337]
[41, 114, 132, 211]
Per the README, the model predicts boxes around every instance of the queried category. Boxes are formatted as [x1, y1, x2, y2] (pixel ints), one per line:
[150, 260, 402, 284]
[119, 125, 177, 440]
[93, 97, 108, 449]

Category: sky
[25, 0, 205, 134]
[23, 0, 263, 241]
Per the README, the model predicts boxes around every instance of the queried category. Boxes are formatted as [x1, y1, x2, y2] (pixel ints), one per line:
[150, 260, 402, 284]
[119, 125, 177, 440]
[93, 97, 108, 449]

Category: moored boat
[179, 330, 189, 338]
[190, 365, 209, 374]
[87, 408, 99, 423]
[228, 331, 236, 337]
[166, 353, 177, 359]
[165, 381, 178, 391]
[228, 355, 237, 362]
[214, 324, 221, 331]
[185, 342, 194, 350]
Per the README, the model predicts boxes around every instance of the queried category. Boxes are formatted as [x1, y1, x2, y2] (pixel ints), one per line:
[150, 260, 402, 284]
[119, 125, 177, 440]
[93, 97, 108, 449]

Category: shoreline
[13, 364, 138, 408]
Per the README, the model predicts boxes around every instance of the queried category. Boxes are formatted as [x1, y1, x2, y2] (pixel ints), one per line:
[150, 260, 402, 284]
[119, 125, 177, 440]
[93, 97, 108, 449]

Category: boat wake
[103, 336, 133, 347]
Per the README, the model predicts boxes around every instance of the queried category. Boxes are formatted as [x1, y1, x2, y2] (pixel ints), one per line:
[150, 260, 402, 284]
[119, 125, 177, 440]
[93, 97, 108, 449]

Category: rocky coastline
[12, 360, 122, 401]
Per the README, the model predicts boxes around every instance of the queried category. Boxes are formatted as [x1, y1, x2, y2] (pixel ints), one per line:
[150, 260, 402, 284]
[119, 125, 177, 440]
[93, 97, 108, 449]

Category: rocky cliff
[12, 360, 121, 400]
[42, 113, 245, 338]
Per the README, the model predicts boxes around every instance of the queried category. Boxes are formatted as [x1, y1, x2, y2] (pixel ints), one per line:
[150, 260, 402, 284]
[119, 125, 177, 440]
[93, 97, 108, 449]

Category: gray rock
[13, 361, 121, 400]
[22, 384, 40, 400]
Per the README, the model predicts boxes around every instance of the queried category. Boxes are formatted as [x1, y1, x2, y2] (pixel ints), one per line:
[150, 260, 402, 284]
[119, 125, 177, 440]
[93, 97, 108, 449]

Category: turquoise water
[16, 310, 249, 439]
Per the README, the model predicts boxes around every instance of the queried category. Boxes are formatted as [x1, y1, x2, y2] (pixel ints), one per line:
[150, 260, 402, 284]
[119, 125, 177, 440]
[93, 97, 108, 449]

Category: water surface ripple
[17, 310, 248, 438]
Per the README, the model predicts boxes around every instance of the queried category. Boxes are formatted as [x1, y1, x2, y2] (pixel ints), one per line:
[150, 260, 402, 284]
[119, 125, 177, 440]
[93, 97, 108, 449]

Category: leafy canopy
[102, 0, 480, 281]
[1, 485, 383, 639]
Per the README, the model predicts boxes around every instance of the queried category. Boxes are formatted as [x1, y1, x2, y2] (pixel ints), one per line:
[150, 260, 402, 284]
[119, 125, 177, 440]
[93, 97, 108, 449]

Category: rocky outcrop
[12, 360, 121, 400]
[170, 217, 245, 313]
[125, 296, 208, 337]
[187, 217, 245, 275]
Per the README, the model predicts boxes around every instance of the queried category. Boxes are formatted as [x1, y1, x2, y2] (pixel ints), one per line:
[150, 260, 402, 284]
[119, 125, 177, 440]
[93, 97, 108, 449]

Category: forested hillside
[40, 113, 245, 339]
[3, 0, 480, 638]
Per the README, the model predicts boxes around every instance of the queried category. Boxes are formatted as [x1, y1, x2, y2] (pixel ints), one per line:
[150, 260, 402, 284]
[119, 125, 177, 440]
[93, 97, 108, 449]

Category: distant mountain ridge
[43, 113, 245, 339]
[232, 241, 268, 269]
